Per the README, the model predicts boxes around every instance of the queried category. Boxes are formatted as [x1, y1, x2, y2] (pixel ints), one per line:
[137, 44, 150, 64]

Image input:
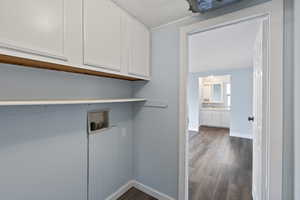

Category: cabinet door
[129, 18, 150, 77]
[84, 0, 121, 71]
[200, 111, 206, 126]
[211, 111, 220, 127]
[224, 111, 230, 128]
[0, 0, 66, 61]
[206, 111, 213, 126]
[220, 111, 230, 128]
[219, 111, 225, 127]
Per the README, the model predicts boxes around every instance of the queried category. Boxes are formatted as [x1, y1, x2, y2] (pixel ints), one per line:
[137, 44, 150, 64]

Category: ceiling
[189, 19, 261, 73]
[112, 0, 192, 28]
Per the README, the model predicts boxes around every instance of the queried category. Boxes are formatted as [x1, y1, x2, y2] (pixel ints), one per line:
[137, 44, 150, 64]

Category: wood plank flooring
[117, 187, 157, 200]
[189, 127, 253, 200]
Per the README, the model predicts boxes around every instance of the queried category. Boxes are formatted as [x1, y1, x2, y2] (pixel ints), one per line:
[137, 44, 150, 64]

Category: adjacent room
[187, 18, 262, 200]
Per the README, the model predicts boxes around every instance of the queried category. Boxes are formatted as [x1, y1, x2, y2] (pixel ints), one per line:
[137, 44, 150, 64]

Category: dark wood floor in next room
[117, 187, 157, 200]
[189, 127, 253, 200]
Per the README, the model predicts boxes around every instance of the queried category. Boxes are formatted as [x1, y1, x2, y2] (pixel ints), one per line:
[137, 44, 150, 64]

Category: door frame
[178, 1, 284, 200]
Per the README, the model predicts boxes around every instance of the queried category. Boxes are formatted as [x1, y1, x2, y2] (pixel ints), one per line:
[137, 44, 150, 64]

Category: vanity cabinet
[200, 109, 230, 128]
[0, 0, 151, 80]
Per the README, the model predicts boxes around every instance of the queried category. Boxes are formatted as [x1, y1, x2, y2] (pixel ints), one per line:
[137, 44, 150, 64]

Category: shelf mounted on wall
[0, 98, 147, 106]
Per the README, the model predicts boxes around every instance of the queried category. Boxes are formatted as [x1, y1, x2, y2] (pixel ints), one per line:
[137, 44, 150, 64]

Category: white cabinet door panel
[200, 111, 205, 126]
[200, 111, 207, 126]
[215, 111, 222, 127]
[0, 0, 66, 60]
[200, 110, 230, 128]
[207, 111, 214, 126]
[209, 111, 215, 126]
[130, 19, 150, 77]
[120, 11, 131, 74]
[84, 0, 121, 71]
[223, 111, 230, 127]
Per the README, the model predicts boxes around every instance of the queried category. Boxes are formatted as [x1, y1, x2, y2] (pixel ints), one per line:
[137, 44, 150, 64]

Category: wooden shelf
[0, 54, 144, 81]
[0, 98, 146, 106]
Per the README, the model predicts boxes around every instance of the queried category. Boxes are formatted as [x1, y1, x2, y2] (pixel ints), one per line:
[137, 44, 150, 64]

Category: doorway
[187, 18, 262, 200]
[179, 3, 284, 200]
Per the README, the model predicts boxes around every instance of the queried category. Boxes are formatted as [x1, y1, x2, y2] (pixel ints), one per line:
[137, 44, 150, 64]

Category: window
[226, 83, 231, 107]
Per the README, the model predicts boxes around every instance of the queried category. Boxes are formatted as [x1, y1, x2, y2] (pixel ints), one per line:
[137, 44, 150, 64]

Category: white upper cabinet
[129, 18, 150, 78]
[0, 0, 150, 80]
[0, 0, 66, 61]
[83, 0, 122, 72]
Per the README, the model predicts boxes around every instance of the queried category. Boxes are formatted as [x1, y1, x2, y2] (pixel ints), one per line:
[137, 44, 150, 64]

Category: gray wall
[283, 0, 294, 199]
[294, 0, 300, 199]
[0, 64, 134, 200]
[0, 64, 132, 100]
[133, 1, 269, 198]
[188, 68, 253, 137]
[88, 104, 134, 200]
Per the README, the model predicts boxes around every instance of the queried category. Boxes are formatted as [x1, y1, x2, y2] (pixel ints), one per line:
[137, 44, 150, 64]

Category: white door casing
[252, 20, 265, 200]
[179, 2, 283, 200]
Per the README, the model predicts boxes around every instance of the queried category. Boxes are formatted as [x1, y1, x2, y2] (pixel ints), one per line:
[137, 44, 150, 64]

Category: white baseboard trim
[105, 180, 135, 200]
[252, 188, 257, 200]
[189, 129, 198, 134]
[132, 180, 176, 200]
[105, 180, 175, 200]
[230, 131, 253, 139]
[188, 128, 198, 132]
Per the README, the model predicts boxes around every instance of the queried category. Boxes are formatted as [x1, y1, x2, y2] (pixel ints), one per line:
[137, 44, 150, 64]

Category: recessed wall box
[88, 110, 109, 134]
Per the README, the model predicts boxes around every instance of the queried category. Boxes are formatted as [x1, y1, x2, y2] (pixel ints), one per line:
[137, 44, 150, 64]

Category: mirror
[211, 83, 223, 103]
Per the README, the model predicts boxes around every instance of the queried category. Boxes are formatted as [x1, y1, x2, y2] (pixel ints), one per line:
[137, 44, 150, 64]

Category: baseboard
[230, 131, 253, 139]
[105, 180, 135, 200]
[188, 128, 198, 132]
[189, 129, 198, 135]
[105, 180, 175, 200]
[252, 188, 257, 200]
[132, 180, 176, 200]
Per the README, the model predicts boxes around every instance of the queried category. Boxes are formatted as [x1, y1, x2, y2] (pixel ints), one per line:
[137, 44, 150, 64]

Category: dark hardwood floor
[189, 127, 253, 200]
[117, 187, 157, 200]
